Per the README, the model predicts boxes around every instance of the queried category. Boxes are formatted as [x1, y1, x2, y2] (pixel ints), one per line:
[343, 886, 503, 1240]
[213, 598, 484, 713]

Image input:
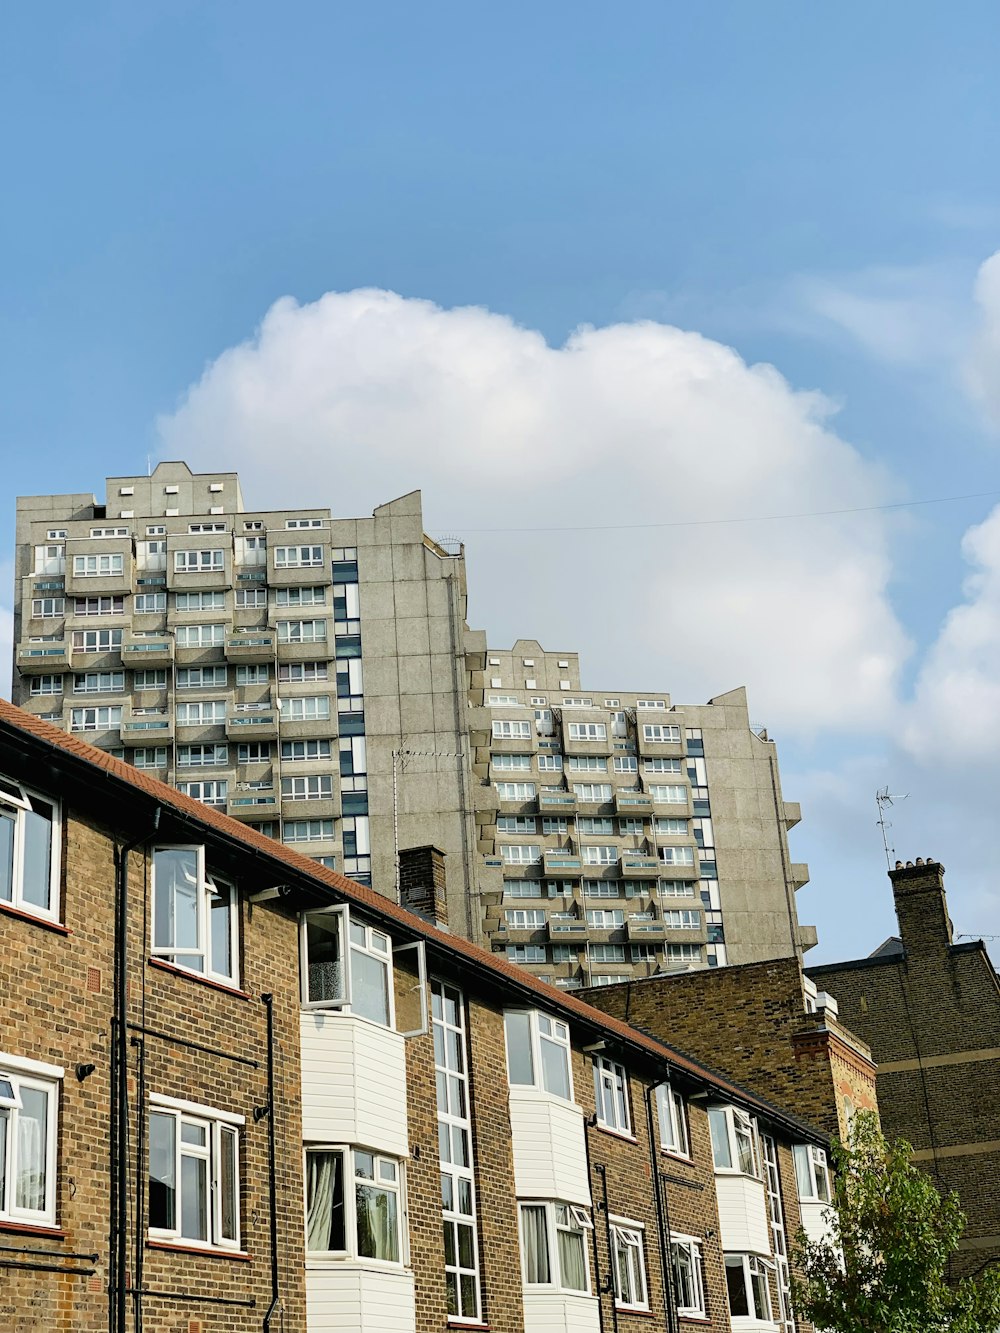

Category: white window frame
[670, 1233, 706, 1319]
[70, 705, 122, 732]
[274, 545, 324, 568]
[29, 675, 64, 696]
[150, 845, 239, 987]
[725, 1252, 774, 1323]
[793, 1143, 832, 1203]
[503, 1010, 573, 1100]
[433, 980, 481, 1320]
[518, 1201, 593, 1293]
[282, 695, 331, 721]
[173, 549, 225, 573]
[281, 775, 334, 801]
[0, 1053, 63, 1227]
[610, 1218, 648, 1311]
[72, 628, 123, 653]
[567, 722, 607, 740]
[708, 1105, 760, 1177]
[492, 719, 532, 739]
[175, 700, 227, 726]
[656, 1083, 690, 1158]
[174, 624, 225, 649]
[148, 1092, 243, 1251]
[0, 778, 61, 922]
[500, 844, 541, 866]
[304, 1144, 406, 1266]
[73, 552, 124, 577]
[299, 905, 395, 1028]
[642, 723, 680, 741]
[505, 908, 546, 929]
[495, 781, 536, 800]
[30, 597, 65, 618]
[593, 1057, 631, 1136]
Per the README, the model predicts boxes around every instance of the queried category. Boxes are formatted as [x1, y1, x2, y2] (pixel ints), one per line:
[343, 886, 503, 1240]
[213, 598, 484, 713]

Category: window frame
[670, 1233, 707, 1319]
[503, 1010, 574, 1101]
[0, 777, 61, 923]
[299, 905, 396, 1028]
[303, 1144, 407, 1267]
[518, 1200, 593, 1294]
[724, 1252, 774, 1323]
[150, 845, 239, 988]
[610, 1218, 648, 1312]
[147, 1092, 243, 1252]
[793, 1143, 832, 1203]
[708, 1105, 761, 1178]
[655, 1083, 690, 1159]
[0, 1053, 62, 1227]
[593, 1057, 632, 1137]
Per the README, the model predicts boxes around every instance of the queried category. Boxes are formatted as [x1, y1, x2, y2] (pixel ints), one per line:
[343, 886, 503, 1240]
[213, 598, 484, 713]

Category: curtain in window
[558, 1226, 587, 1291]
[356, 1182, 398, 1261]
[521, 1205, 550, 1283]
[306, 1151, 344, 1251]
[615, 1233, 636, 1303]
[15, 1088, 46, 1211]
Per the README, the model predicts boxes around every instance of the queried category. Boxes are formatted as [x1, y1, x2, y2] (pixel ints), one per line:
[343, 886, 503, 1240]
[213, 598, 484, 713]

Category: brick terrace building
[807, 858, 1000, 1281]
[1, 699, 832, 1332]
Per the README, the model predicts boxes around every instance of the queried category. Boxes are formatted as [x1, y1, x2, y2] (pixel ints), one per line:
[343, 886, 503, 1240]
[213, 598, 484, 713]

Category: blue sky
[2, 2, 999, 963]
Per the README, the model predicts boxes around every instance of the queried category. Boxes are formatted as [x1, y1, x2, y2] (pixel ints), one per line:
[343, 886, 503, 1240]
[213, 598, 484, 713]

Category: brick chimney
[888, 857, 952, 956]
[398, 845, 449, 929]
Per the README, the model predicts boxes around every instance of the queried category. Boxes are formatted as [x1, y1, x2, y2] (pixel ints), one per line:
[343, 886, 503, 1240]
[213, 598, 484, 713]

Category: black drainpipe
[581, 1119, 605, 1333]
[646, 1084, 679, 1333]
[110, 808, 160, 1333]
[591, 1161, 619, 1333]
[258, 993, 281, 1331]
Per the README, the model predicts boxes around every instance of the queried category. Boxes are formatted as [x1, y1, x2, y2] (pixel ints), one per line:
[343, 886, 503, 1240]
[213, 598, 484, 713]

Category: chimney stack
[398, 845, 449, 930]
[887, 857, 952, 956]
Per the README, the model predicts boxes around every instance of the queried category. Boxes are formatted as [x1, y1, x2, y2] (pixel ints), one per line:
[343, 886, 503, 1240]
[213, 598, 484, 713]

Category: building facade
[806, 858, 1000, 1280]
[470, 643, 813, 987]
[12, 464, 811, 985]
[1, 700, 832, 1332]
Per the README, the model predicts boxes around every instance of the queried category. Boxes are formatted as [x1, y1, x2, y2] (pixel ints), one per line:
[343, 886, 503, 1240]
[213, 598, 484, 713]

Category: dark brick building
[807, 858, 1000, 1280]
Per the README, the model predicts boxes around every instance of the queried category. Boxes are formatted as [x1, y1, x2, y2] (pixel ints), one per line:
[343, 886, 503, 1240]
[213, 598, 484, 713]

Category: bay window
[305, 1146, 404, 1264]
[0, 1056, 61, 1226]
[151, 845, 238, 985]
[610, 1221, 648, 1310]
[708, 1105, 760, 1176]
[300, 906, 394, 1027]
[148, 1095, 241, 1250]
[725, 1253, 773, 1322]
[0, 777, 60, 921]
[504, 1010, 572, 1099]
[519, 1202, 592, 1292]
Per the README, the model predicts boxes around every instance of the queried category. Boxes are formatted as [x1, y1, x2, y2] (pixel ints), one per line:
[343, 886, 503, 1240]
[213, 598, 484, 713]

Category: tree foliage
[793, 1111, 1000, 1332]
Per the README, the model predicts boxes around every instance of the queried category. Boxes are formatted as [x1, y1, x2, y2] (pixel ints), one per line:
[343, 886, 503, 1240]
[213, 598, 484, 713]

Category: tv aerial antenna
[876, 787, 909, 869]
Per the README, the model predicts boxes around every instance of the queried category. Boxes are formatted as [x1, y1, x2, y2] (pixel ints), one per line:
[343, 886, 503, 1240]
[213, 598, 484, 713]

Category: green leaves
[792, 1113, 1000, 1333]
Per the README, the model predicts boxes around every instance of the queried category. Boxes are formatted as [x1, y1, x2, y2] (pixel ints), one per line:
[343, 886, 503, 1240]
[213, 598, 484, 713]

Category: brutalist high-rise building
[12, 462, 813, 979]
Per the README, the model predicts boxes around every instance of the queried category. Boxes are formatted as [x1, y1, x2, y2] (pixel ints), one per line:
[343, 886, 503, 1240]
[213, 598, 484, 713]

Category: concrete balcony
[225, 712, 279, 742]
[537, 789, 577, 814]
[614, 790, 653, 816]
[543, 850, 583, 876]
[225, 631, 276, 663]
[269, 556, 332, 588]
[619, 855, 660, 879]
[121, 716, 174, 746]
[280, 797, 337, 822]
[227, 790, 280, 821]
[547, 919, 589, 942]
[790, 862, 810, 889]
[489, 733, 539, 754]
[625, 916, 668, 943]
[276, 636, 334, 664]
[783, 801, 802, 829]
[64, 540, 135, 597]
[121, 634, 174, 667]
[68, 644, 123, 674]
[16, 642, 70, 674]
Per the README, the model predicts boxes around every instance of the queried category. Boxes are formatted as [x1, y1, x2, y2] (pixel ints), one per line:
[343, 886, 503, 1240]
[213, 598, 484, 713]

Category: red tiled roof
[0, 698, 823, 1140]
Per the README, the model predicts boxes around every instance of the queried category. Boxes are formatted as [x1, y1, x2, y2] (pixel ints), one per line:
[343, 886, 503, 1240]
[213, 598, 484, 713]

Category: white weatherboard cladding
[715, 1174, 771, 1253]
[799, 1198, 836, 1246]
[300, 1011, 408, 1156]
[509, 1088, 590, 1204]
[523, 1290, 601, 1333]
[305, 1264, 416, 1332]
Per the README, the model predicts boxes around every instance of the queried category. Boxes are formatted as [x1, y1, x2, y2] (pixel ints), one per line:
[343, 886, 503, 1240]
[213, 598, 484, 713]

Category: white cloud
[159, 289, 911, 736]
[966, 249, 1000, 427]
[903, 503, 1000, 763]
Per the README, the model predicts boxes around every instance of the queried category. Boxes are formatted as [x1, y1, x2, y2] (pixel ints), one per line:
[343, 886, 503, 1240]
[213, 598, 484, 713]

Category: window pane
[356, 1181, 399, 1261]
[709, 1108, 732, 1169]
[149, 1112, 176, 1230]
[540, 1036, 570, 1099]
[0, 1108, 7, 1207]
[21, 801, 53, 909]
[209, 883, 233, 978]
[154, 848, 200, 954]
[0, 810, 13, 902]
[306, 914, 344, 1003]
[351, 946, 390, 1026]
[219, 1127, 238, 1243]
[181, 1152, 209, 1241]
[504, 1012, 534, 1086]
[521, 1205, 550, 1283]
[558, 1227, 587, 1291]
[15, 1086, 47, 1211]
[725, 1256, 750, 1317]
[306, 1150, 345, 1251]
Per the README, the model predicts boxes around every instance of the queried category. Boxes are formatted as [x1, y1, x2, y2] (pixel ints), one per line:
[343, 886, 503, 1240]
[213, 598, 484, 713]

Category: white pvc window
[276, 585, 327, 606]
[0, 778, 60, 921]
[491, 754, 532, 771]
[642, 723, 680, 742]
[274, 545, 324, 568]
[505, 909, 546, 929]
[492, 719, 532, 739]
[282, 695, 331, 721]
[174, 624, 225, 648]
[573, 783, 612, 801]
[567, 722, 606, 740]
[174, 549, 224, 572]
[611, 1221, 648, 1310]
[593, 1057, 631, 1135]
[671, 1234, 706, 1318]
[582, 845, 618, 865]
[519, 1202, 592, 1292]
[648, 785, 687, 804]
[70, 706, 122, 732]
[304, 1146, 404, 1264]
[73, 553, 124, 577]
[151, 846, 238, 986]
[725, 1253, 773, 1322]
[73, 671, 125, 693]
[708, 1106, 760, 1177]
[134, 593, 167, 613]
[29, 675, 63, 696]
[793, 1144, 832, 1202]
[72, 629, 122, 653]
[0, 1055, 62, 1226]
[656, 1084, 690, 1157]
[281, 739, 332, 762]
[176, 701, 226, 725]
[500, 844, 541, 865]
[433, 981, 481, 1320]
[31, 597, 65, 618]
[496, 782, 537, 799]
[662, 909, 700, 929]
[177, 781, 228, 808]
[300, 906, 394, 1027]
[586, 909, 624, 928]
[283, 820, 333, 843]
[503, 1010, 572, 1099]
[277, 620, 327, 643]
[177, 744, 229, 768]
[281, 775, 333, 801]
[148, 1094, 242, 1250]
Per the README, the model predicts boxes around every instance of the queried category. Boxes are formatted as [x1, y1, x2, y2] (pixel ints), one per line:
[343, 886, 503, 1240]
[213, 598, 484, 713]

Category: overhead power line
[446, 487, 1000, 535]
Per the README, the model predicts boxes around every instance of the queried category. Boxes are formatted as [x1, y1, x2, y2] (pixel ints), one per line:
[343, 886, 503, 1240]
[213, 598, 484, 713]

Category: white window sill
[305, 1256, 410, 1273]
[594, 1122, 637, 1144]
